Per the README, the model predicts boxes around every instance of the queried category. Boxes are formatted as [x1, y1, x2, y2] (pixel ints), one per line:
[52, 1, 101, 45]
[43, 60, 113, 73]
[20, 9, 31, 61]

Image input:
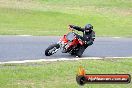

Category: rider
[68, 24, 95, 56]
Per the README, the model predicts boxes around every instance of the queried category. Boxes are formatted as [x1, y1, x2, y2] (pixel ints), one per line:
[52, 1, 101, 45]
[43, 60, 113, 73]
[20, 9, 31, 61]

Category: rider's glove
[69, 25, 74, 28]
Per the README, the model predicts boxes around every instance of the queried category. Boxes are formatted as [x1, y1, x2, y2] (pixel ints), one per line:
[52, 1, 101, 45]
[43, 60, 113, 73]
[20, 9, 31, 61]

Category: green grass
[40, 0, 132, 8]
[0, 58, 132, 88]
[0, 0, 132, 36]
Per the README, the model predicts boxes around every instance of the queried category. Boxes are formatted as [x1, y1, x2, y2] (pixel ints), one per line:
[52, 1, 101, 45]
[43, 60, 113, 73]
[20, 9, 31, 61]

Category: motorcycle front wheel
[45, 44, 60, 56]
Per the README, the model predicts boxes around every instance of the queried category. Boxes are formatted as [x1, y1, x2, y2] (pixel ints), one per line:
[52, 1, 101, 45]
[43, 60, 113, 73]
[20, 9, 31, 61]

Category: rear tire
[45, 44, 60, 56]
[70, 49, 76, 55]
[76, 46, 85, 57]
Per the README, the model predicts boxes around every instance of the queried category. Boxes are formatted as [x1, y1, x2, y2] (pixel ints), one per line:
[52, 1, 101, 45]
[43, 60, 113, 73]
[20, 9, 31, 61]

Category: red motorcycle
[45, 30, 85, 57]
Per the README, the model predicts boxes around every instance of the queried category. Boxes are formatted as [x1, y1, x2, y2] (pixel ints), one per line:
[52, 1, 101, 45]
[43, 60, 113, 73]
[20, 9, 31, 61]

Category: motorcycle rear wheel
[70, 50, 76, 55]
[75, 46, 85, 57]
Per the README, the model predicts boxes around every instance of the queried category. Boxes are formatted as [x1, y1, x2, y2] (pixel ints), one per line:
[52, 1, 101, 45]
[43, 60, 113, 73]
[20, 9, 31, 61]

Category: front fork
[57, 41, 69, 52]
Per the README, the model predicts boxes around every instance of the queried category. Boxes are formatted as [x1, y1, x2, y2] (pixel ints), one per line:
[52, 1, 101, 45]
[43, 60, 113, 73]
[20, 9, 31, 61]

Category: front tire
[45, 44, 60, 56]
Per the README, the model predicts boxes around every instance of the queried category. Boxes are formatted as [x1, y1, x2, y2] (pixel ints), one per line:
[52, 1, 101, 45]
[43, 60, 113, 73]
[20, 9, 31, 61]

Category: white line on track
[0, 57, 132, 64]
[17, 35, 32, 36]
[112, 37, 121, 39]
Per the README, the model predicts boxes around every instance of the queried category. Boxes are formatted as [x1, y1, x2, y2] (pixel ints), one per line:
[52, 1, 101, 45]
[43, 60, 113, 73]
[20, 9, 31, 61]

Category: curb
[0, 57, 132, 64]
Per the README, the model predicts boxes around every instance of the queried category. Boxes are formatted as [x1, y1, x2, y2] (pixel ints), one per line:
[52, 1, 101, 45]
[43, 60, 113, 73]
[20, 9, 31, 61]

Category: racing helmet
[84, 24, 93, 32]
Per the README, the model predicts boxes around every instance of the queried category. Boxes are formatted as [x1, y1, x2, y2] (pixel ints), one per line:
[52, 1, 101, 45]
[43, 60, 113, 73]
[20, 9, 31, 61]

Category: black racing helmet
[85, 24, 93, 32]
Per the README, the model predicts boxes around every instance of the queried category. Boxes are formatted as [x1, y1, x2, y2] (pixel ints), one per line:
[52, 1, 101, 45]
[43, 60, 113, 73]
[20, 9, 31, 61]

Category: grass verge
[0, 0, 132, 36]
[0, 58, 132, 88]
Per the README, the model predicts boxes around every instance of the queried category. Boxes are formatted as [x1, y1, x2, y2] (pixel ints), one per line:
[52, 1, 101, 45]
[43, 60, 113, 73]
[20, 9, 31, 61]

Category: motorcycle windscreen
[66, 32, 76, 42]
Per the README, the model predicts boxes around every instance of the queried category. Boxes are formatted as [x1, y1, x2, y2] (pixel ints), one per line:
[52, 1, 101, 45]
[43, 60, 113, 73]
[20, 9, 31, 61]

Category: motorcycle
[45, 29, 85, 57]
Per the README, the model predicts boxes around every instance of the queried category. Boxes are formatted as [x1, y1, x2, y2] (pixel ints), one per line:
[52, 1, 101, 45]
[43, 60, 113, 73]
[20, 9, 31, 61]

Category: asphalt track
[0, 36, 132, 62]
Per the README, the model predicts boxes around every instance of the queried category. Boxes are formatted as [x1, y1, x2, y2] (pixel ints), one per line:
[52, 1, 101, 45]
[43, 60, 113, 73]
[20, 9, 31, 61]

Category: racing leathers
[70, 25, 95, 48]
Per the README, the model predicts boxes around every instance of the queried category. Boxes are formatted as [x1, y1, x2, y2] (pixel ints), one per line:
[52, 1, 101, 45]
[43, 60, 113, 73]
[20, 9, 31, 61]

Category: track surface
[0, 36, 132, 62]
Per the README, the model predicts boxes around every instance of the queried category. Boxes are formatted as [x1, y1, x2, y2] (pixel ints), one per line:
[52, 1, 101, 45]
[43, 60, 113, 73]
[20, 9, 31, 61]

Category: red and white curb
[0, 57, 132, 64]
